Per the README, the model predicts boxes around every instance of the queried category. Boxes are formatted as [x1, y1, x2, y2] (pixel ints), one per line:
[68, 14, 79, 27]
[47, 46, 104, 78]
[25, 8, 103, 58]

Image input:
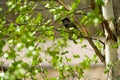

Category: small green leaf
[50, 78, 58, 80]
[81, 44, 87, 48]
[92, 55, 98, 64]
[66, 58, 72, 62]
[0, 40, 5, 48]
[54, 14, 60, 20]
[73, 54, 80, 58]
[71, 0, 81, 10]
[104, 68, 109, 74]
[112, 44, 118, 48]
[80, 55, 91, 69]
[16, 43, 24, 51]
[95, 0, 104, 5]
[61, 51, 68, 55]
[6, 47, 18, 60]
[72, 33, 78, 40]
[0, 8, 2, 11]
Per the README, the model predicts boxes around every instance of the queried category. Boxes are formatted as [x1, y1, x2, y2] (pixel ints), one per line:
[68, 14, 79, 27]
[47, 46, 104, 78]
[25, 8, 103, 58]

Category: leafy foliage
[0, 0, 104, 80]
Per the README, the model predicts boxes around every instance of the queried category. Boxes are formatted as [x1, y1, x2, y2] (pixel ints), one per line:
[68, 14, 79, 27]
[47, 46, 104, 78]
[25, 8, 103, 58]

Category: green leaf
[71, 0, 81, 10]
[16, 43, 24, 51]
[0, 7, 2, 11]
[47, 48, 59, 57]
[92, 55, 99, 64]
[0, 40, 5, 48]
[61, 51, 68, 55]
[81, 44, 87, 48]
[0, 40, 5, 56]
[73, 54, 80, 58]
[80, 55, 91, 69]
[66, 58, 72, 62]
[6, 47, 18, 60]
[26, 46, 39, 57]
[54, 14, 60, 20]
[104, 68, 109, 74]
[72, 33, 78, 40]
[80, 16, 88, 25]
[95, 0, 104, 6]
[6, 1, 16, 11]
[50, 78, 58, 80]
[95, 40, 103, 52]
[112, 43, 118, 48]
[34, 13, 42, 24]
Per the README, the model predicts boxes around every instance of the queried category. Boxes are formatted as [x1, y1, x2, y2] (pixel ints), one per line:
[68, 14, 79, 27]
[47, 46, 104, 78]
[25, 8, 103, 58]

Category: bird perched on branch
[61, 17, 105, 46]
[62, 17, 82, 43]
[62, 18, 78, 29]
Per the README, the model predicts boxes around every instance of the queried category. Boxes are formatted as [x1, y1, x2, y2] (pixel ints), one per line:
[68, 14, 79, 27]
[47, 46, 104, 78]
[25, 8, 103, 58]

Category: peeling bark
[102, 0, 120, 80]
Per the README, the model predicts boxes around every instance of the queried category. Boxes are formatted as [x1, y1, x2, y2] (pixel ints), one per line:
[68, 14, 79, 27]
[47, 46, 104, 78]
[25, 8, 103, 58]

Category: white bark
[102, 0, 120, 80]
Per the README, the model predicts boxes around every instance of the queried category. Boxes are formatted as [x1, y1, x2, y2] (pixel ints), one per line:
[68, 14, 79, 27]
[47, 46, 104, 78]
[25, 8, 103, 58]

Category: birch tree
[102, 0, 120, 80]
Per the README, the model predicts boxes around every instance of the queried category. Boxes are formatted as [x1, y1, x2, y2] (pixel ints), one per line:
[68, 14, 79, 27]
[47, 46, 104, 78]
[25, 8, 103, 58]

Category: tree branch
[102, 20, 117, 41]
[56, 0, 105, 62]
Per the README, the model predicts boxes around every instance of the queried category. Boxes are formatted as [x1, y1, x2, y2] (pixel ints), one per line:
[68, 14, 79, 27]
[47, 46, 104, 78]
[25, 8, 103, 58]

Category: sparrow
[62, 18, 82, 43]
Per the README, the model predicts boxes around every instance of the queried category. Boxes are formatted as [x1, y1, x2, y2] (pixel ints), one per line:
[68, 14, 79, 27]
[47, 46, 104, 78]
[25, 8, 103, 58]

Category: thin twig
[54, 28, 105, 45]
[5, 18, 19, 27]
[65, 56, 80, 79]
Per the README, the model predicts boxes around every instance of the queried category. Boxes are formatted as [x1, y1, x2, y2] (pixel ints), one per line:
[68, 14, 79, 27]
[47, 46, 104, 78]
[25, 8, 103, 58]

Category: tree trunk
[102, 0, 120, 80]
